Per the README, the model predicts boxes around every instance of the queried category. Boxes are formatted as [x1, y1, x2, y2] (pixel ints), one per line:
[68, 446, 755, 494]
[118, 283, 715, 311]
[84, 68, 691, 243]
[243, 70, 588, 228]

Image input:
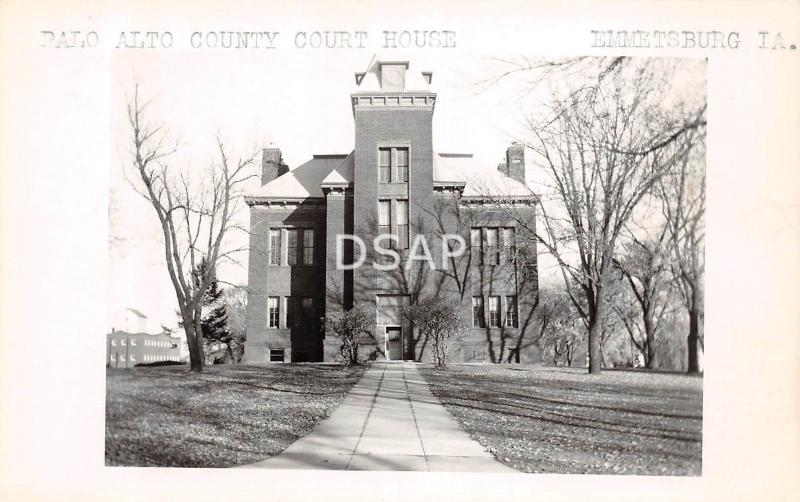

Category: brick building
[244, 58, 540, 364]
[107, 331, 181, 368]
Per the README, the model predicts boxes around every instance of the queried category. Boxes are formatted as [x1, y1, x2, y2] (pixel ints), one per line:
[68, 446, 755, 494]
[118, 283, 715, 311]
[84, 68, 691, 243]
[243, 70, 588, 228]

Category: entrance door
[385, 327, 402, 361]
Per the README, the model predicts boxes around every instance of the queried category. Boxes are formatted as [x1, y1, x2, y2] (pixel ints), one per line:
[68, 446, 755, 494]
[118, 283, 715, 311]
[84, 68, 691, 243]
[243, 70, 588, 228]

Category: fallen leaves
[419, 364, 702, 476]
[105, 364, 367, 467]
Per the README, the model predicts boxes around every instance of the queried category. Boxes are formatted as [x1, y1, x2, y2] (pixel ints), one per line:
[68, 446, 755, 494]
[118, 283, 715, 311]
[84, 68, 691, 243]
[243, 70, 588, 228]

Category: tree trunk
[643, 306, 656, 369]
[183, 315, 205, 373]
[587, 303, 604, 374]
[687, 303, 701, 373]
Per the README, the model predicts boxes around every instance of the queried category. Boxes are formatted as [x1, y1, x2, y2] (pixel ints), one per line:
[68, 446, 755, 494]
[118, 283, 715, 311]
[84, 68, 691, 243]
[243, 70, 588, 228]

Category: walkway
[243, 362, 516, 472]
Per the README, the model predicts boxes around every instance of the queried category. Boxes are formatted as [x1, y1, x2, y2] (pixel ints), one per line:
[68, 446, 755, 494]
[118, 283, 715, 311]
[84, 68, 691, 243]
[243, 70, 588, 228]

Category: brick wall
[245, 91, 541, 365]
[351, 106, 435, 360]
[244, 202, 327, 363]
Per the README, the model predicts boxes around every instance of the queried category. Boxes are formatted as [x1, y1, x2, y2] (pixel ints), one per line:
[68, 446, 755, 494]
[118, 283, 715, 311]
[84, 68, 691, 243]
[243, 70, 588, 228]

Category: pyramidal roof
[433, 153, 533, 197]
[246, 153, 351, 199]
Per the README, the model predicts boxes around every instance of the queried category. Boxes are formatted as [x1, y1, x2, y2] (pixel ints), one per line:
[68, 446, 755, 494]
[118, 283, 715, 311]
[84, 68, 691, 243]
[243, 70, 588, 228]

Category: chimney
[261, 147, 289, 186]
[498, 142, 525, 184]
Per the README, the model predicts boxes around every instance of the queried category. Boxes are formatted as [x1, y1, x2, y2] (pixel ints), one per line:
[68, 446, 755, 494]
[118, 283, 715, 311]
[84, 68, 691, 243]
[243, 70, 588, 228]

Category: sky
[108, 51, 705, 332]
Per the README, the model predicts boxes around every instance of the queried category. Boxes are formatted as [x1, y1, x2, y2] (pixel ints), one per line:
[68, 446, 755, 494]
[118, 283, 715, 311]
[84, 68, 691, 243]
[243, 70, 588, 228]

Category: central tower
[350, 59, 437, 358]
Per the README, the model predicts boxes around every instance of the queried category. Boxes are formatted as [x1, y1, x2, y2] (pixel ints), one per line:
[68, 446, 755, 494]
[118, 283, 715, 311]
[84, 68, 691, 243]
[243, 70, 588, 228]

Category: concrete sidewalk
[242, 362, 516, 472]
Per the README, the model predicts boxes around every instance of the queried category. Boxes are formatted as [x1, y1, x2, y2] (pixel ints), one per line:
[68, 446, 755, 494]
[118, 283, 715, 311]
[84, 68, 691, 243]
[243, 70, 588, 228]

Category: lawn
[105, 363, 367, 467]
[419, 364, 702, 475]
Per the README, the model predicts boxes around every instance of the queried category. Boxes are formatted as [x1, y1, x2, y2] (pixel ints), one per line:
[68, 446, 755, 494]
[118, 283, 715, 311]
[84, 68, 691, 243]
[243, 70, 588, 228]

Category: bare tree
[538, 288, 585, 366]
[612, 227, 675, 368]
[321, 305, 372, 366]
[658, 143, 705, 373]
[401, 296, 468, 368]
[486, 58, 705, 374]
[124, 83, 256, 372]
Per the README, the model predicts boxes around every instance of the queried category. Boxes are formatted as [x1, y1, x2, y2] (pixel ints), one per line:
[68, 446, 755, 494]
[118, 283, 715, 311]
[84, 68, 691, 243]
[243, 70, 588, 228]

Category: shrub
[321, 306, 372, 366]
[401, 297, 467, 368]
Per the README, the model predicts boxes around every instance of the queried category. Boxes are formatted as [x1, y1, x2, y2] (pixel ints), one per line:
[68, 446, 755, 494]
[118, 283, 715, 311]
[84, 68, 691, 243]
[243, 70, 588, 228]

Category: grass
[419, 364, 702, 475]
[105, 363, 367, 467]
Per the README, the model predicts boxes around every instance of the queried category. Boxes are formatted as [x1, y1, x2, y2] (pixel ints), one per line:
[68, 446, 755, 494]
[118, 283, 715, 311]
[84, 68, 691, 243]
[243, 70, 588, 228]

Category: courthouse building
[243, 58, 540, 364]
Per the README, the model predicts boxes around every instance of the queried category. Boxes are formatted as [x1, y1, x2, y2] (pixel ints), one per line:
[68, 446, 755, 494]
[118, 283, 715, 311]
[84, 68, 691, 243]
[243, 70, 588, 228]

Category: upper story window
[379, 200, 391, 236]
[378, 147, 409, 183]
[272, 228, 315, 266]
[396, 148, 409, 182]
[378, 199, 409, 249]
[379, 148, 391, 182]
[502, 227, 516, 263]
[287, 229, 299, 265]
[269, 229, 281, 265]
[471, 228, 482, 264]
[396, 200, 409, 248]
[303, 229, 315, 265]
[485, 228, 500, 265]
[471, 226, 516, 265]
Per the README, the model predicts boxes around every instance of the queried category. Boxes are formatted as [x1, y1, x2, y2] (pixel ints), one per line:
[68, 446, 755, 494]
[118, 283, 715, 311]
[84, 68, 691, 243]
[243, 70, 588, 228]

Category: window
[121, 339, 127, 346]
[111, 340, 117, 346]
[301, 297, 314, 320]
[471, 228, 482, 264]
[378, 200, 409, 249]
[503, 227, 516, 264]
[130, 339, 136, 346]
[485, 228, 500, 265]
[396, 148, 409, 182]
[379, 200, 391, 237]
[379, 148, 391, 182]
[505, 295, 518, 327]
[130, 355, 136, 362]
[287, 229, 298, 265]
[488, 296, 501, 327]
[378, 147, 409, 183]
[472, 296, 485, 328]
[286, 297, 311, 328]
[269, 348, 285, 362]
[286, 297, 298, 328]
[269, 229, 281, 265]
[268, 297, 280, 328]
[303, 229, 315, 265]
[396, 200, 409, 249]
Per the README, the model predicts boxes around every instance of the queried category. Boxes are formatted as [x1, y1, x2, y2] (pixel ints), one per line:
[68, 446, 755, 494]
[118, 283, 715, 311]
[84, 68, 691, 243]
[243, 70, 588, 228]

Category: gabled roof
[246, 151, 533, 200]
[321, 152, 354, 186]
